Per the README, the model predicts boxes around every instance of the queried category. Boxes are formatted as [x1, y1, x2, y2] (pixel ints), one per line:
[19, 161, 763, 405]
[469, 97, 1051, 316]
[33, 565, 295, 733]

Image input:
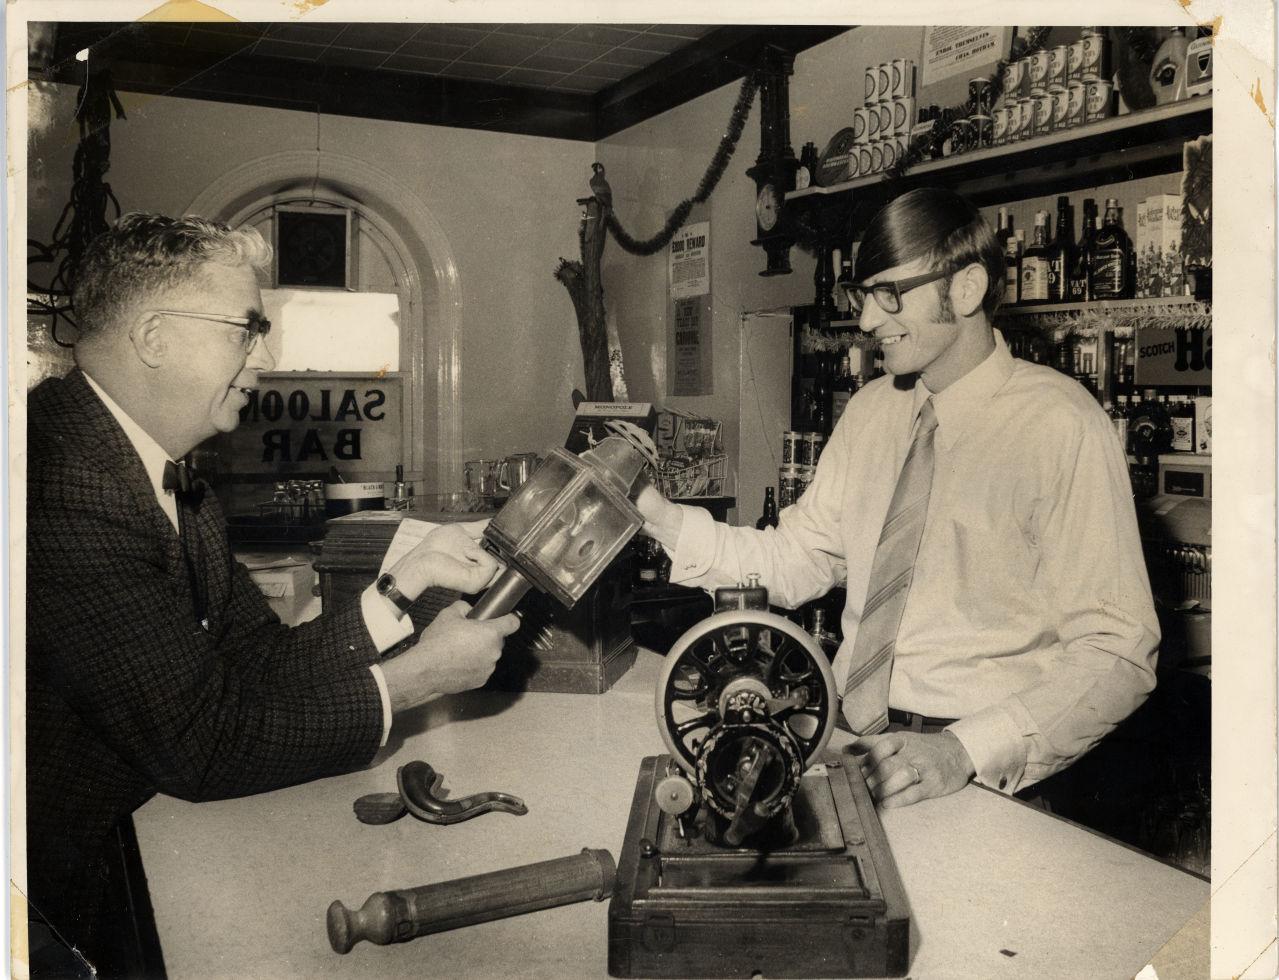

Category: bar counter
[133, 649, 1207, 979]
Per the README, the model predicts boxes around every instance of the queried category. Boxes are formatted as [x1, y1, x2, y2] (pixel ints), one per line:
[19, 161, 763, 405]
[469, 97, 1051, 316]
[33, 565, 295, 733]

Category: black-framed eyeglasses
[844, 270, 950, 315]
[154, 310, 272, 354]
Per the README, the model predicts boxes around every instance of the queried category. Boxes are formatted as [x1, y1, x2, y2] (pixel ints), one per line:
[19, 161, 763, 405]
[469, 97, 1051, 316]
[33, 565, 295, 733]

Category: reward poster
[667, 220, 712, 396]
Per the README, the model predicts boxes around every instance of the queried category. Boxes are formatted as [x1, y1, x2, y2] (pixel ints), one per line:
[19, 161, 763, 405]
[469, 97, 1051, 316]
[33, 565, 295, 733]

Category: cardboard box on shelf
[1136, 193, 1184, 298]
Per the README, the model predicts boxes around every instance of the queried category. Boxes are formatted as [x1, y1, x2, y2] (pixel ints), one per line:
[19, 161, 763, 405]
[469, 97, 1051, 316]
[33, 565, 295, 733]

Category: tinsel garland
[998, 301, 1210, 348]
[606, 71, 761, 256]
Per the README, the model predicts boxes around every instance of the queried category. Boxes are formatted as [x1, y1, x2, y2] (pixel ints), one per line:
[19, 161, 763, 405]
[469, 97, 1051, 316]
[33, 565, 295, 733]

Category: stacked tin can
[779, 431, 821, 507]
[853, 57, 916, 180]
[994, 29, 1113, 147]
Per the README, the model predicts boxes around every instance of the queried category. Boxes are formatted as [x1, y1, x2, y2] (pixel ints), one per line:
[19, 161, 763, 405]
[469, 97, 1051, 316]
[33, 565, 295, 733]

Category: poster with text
[667, 219, 713, 395]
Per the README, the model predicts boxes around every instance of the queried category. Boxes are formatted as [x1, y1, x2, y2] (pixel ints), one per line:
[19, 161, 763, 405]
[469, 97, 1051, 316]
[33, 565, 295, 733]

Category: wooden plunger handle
[327, 848, 616, 953]
[466, 565, 534, 621]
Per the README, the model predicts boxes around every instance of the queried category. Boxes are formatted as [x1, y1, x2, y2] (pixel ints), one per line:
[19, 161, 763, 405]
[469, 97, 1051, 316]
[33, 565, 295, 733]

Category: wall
[599, 25, 1187, 525]
[27, 84, 596, 489]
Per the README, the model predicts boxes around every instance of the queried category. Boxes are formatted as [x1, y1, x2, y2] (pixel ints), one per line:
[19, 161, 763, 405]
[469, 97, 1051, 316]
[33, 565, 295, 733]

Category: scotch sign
[226, 372, 402, 478]
[1134, 326, 1211, 386]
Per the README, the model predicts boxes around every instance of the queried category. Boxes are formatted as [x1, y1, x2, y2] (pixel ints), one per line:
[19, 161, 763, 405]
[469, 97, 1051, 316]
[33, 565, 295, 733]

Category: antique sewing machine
[609, 579, 910, 978]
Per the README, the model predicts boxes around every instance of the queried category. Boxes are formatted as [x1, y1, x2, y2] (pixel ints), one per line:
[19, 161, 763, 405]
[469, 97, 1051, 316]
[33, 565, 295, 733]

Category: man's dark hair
[72, 212, 271, 337]
[856, 187, 1005, 317]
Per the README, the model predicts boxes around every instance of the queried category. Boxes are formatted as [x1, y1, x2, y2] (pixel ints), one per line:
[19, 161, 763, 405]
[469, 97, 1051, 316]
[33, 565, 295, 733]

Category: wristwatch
[375, 572, 413, 616]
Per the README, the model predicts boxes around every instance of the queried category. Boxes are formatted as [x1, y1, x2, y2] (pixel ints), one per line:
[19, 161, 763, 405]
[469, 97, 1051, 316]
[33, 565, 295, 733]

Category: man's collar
[912, 330, 1015, 450]
[82, 372, 176, 500]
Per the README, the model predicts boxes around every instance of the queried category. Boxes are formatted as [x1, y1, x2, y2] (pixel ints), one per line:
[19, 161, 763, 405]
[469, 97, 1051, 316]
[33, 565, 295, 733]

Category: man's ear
[129, 312, 167, 368]
[950, 263, 988, 318]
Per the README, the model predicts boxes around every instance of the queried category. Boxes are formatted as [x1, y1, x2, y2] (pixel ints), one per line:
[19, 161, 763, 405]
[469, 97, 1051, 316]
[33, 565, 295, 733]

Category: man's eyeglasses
[154, 310, 272, 354]
[845, 270, 950, 315]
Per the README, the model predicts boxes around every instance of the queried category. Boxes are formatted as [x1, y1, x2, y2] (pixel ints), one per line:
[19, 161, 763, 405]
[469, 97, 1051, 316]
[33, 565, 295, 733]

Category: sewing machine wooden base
[608, 753, 910, 978]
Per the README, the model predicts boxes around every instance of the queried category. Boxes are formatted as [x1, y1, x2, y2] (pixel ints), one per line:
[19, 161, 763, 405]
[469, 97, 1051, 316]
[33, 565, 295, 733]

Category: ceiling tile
[596, 46, 663, 68]
[521, 53, 587, 73]
[566, 71, 624, 89]
[624, 32, 687, 54]
[185, 22, 266, 40]
[551, 76, 604, 93]
[460, 34, 548, 63]
[253, 38, 327, 62]
[444, 61, 510, 81]
[181, 29, 259, 57]
[502, 67, 571, 88]
[540, 38, 613, 60]
[265, 23, 347, 44]
[318, 47, 389, 70]
[573, 60, 630, 80]
[396, 38, 470, 61]
[333, 23, 414, 53]
[499, 24, 574, 39]
[141, 24, 191, 46]
[417, 24, 496, 46]
[564, 25, 643, 47]
[645, 25, 714, 39]
[380, 53, 452, 74]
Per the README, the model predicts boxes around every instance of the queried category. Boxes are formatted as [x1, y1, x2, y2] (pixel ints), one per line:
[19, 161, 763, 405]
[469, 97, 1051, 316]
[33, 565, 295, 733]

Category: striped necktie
[840, 398, 938, 735]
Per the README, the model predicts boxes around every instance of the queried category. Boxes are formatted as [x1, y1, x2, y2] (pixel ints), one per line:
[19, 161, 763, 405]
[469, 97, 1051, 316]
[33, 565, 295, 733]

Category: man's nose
[248, 335, 277, 372]
[858, 299, 885, 335]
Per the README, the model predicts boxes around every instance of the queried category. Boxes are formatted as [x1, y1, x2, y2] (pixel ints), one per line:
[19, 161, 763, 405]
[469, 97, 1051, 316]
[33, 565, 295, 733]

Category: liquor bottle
[1005, 229, 1024, 306]
[811, 354, 830, 435]
[795, 141, 819, 190]
[1103, 398, 1128, 452]
[1020, 211, 1053, 303]
[1050, 196, 1074, 304]
[1091, 197, 1135, 299]
[830, 354, 856, 428]
[836, 256, 854, 316]
[995, 206, 1012, 251]
[1068, 199, 1097, 303]
[756, 486, 779, 529]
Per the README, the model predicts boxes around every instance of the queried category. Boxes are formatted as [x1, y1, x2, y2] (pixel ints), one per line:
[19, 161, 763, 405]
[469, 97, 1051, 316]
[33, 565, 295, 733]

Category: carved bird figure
[590, 162, 612, 209]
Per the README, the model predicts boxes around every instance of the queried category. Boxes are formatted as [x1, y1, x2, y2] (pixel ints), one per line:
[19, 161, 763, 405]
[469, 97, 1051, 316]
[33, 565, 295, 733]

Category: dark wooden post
[556, 196, 614, 402]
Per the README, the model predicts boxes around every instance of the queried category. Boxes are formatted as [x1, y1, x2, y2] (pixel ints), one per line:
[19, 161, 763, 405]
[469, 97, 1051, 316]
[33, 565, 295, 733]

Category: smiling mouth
[880, 335, 905, 346]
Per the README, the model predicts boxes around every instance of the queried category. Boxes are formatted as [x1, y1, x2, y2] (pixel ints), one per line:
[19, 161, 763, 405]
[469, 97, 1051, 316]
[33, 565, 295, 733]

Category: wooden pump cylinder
[327, 848, 616, 953]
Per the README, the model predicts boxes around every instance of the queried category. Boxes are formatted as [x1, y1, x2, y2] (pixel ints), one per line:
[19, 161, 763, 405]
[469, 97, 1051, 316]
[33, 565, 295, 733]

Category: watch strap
[376, 572, 413, 615]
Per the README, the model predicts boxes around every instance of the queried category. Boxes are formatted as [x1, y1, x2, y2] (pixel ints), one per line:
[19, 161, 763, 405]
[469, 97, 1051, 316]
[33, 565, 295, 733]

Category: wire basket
[657, 453, 727, 499]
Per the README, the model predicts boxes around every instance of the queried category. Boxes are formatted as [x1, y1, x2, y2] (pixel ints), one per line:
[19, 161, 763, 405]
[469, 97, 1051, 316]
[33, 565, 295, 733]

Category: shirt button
[998, 777, 1008, 790]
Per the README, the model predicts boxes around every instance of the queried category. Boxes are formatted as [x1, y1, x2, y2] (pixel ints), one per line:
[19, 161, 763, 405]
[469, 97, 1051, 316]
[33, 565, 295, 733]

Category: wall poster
[667, 220, 713, 396]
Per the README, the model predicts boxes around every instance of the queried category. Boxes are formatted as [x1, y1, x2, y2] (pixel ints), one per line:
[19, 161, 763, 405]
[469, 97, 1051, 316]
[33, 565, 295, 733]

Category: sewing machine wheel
[655, 609, 837, 778]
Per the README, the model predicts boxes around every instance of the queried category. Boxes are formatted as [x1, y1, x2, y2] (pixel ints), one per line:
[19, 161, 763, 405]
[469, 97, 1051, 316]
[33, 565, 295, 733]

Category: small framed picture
[274, 205, 355, 288]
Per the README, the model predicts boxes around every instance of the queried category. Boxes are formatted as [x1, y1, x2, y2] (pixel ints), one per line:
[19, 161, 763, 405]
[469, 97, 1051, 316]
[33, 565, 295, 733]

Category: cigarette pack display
[1135, 194, 1184, 297]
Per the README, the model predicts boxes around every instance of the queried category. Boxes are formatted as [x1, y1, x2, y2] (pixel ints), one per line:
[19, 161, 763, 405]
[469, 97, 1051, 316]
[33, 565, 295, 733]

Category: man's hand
[389, 521, 502, 602]
[380, 601, 520, 712]
[635, 482, 683, 548]
[849, 730, 976, 808]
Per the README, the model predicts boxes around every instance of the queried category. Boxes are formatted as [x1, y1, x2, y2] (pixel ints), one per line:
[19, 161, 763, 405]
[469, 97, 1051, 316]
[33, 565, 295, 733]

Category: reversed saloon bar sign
[226, 372, 403, 479]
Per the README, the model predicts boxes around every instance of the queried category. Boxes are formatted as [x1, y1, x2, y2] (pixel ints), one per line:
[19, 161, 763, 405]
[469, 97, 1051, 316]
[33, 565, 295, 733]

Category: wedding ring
[908, 764, 921, 785]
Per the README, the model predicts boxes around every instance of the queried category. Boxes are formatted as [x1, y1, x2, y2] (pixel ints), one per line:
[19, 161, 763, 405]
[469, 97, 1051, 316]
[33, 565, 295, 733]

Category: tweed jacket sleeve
[27, 378, 385, 802]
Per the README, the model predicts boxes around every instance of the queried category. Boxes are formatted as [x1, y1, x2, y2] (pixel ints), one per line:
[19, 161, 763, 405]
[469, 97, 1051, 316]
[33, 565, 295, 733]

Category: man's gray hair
[72, 212, 272, 337]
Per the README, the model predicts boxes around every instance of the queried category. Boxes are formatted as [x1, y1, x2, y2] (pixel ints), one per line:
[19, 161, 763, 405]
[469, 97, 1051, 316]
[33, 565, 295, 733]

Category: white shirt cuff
[668, 505, 718, 584]
[361, 582, 415, 652]
[368, 663, 393, 747]
[945, 705, 1028, 794]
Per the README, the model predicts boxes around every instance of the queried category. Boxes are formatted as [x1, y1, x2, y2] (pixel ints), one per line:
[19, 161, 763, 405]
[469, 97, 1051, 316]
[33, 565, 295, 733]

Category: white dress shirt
[83, 373, 407, 744]
[664, 332, 1160, 794]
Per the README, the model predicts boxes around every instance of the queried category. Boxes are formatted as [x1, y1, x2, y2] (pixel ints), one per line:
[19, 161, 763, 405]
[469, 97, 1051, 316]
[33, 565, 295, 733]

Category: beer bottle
[756, 487, 779, 529]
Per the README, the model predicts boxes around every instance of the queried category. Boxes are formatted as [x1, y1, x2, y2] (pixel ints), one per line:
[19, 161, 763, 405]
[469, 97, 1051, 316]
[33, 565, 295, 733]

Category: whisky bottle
[1050, 196, 1073, 304]
[830, 354, 856, 429]
[1020, 211, 1052, 303]
[1068, 199, 1097, 303]
[1091, 197, 1135, 299]
[1005, 229, 1024, 306]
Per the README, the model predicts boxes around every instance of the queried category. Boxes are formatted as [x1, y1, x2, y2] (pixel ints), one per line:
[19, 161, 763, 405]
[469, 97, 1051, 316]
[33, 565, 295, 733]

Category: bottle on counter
[1050, 196, 1074, 304]
[1020, 210, 1053, 303]
[1068, 198, 1098, 303]
[756, 487, 779, 530]
[1091, 197, 1135, 299]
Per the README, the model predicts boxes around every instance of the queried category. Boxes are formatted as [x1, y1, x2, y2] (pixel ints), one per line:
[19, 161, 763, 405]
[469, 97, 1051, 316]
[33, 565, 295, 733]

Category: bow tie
[163, 459, 201, 497]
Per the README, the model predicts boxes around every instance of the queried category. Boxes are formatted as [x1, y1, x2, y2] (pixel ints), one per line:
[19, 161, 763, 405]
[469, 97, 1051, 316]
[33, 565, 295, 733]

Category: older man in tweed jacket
[26, 213, 519, 973]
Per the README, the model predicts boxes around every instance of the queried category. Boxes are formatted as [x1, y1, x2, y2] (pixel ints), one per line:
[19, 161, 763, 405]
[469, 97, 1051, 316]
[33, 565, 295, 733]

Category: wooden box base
[608, 754, 910, 978]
